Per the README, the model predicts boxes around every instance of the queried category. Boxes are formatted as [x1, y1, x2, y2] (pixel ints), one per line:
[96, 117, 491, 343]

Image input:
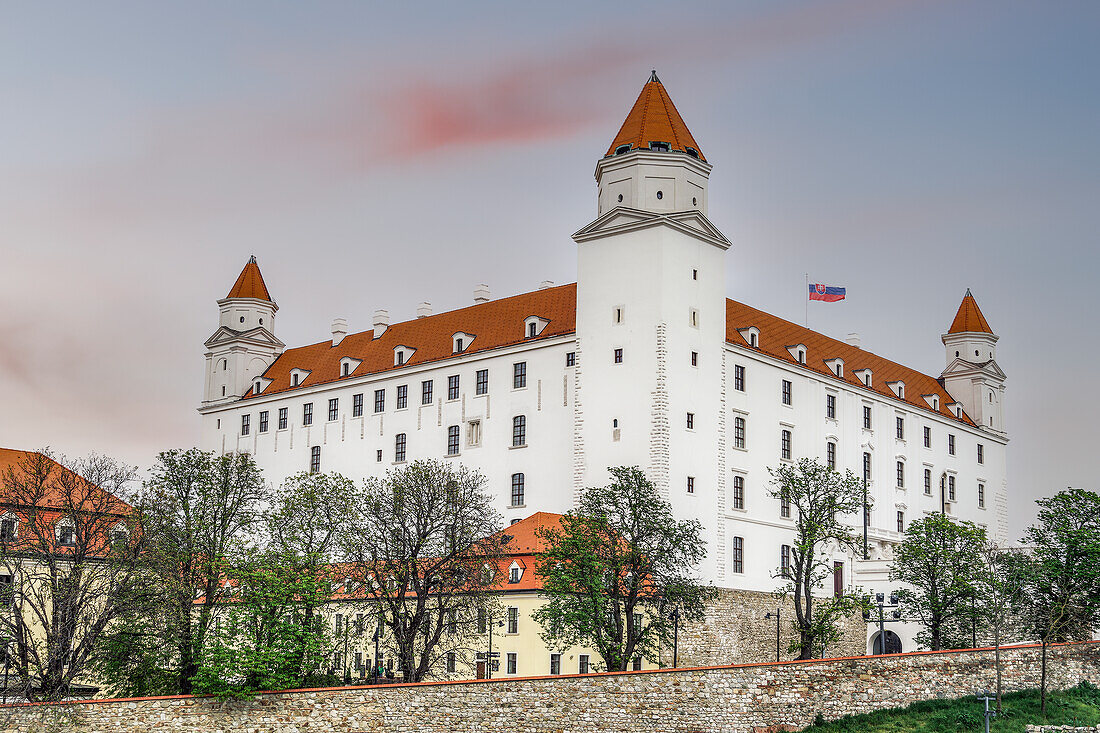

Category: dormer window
[339, 357, 362, 378]
[854, 369, 872, 388]
[524, 317, 549, 339]
[289, 369, 311, 388]
[739, 327, 760, 349]
[923, 395, 940, 411]
[110, 522, 129, 545]
[508, 561, 524, 584]
[452, 332, 475, 354]
[786, 344, 808, 364]
[56, 519, 76, 547]
[887, 381, 906, 400]
[684, 147, 699, 158]
[254, 381, 262, 395]
[394, 346, 415, 366]
[649, 141, 670, 152]
[0, 513, 17, 542]
[825, 358, 844, 378]
[615, 143, 631, 155]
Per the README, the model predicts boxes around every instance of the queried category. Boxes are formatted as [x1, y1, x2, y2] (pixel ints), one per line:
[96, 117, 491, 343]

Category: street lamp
[764, 608, 781, 662]
[486, 616, 505, 679]
[669, 606, 681, 668]
[863, 592, 902, 655]
[977, 692, 997, 733]
[372, 624, 382, 682]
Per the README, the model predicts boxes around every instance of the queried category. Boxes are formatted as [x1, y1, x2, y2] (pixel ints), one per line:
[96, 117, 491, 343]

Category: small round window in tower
[975, 350, 979, 357]
[259, 318, 263, 325]
[955, 351, 959, 357]
[617, 194, 623, 203]
[693, 197, 697, 206]
[656, 191, 663, 200]
[240, 316, 245, 323]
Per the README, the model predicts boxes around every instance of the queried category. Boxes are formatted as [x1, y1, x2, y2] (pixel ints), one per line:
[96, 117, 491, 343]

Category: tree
[973, 543, 1027, 712]
[92, 449, 267, 696]
[768, 459, 867, 660]
[1018, 489, 1100, 716]
[0, 450, 142, 701]
[340, 460, 505, 683]
[890, 514, 987, 651]
[532, 466, 715, 671]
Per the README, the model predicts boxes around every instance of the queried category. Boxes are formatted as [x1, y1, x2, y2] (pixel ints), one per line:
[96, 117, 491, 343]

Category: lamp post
[764, 608, 781, 662]
[977, 692, 997, 733]
[486, 616, 504, 679]
[669, 606, 681, 668]
[863, 592, 902, 654]
[373, 624, 381, 681]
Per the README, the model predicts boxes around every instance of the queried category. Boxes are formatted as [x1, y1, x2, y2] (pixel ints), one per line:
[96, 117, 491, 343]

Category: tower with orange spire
[202, 256, 285, 406]
[941, 289, 1006, 434]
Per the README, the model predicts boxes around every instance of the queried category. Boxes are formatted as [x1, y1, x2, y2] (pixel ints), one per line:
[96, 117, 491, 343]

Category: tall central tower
[573, 72, 730, 581]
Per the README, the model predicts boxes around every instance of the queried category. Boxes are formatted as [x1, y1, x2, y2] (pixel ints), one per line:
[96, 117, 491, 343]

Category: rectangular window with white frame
[896, 461, 905, 488]
[394, 433, 406, 463]
[826, 441, 836, 469]
[734, 416, 745, 449]
[373, 390, 384, 413]
[513, 362, 526, 389]
[507, 653, 517, 675]
[422, 380, 433, 405]
[476, 369, 488, 395]
[863, 405, 872, 430]
[396, 385, 408, 409]
[328, 398, 339, 421]
[782, 380, 792, 405]
[507, 607, 518, 634]
[278, 407, 288, 430]
[733, 475, 744, 510]
[978, 483, 985, 508]
[826, 394, 836, 419]
[303, 403, 313, 426]
[977, 444, 984, 464]
[447, 375, 459, 400]
[924, 468, 932, 496]
[258, 411, 268, 433]
[579, 655, 590, 674]
[447, 426, 460, 456]
[512, 415, 526, 447]
[732, 536, 744, 573]
[924, 425, 931, 448]
[352, 393, 363, 417]
[948, 434, 956, 455]
[241, 414, 250, 436]
[511, 473, 525, 506]
[734, 365, 745, 391]
[948, 474, 956, 501]
[896, 416, 904, 440]
[781, 429, 792, 460]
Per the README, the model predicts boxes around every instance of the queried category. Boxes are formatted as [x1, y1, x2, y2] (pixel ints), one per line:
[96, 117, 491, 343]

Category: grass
[803, 682, 1100, 732]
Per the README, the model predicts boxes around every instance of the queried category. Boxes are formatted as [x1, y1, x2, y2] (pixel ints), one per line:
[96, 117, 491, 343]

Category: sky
[0, 1, 1097, 537]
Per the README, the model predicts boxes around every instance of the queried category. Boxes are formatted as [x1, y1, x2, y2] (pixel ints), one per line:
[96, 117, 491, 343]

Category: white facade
[198, 76, 1010, 655]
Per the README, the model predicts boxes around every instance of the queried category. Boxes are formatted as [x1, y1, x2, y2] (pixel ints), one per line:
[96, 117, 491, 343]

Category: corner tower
[202, 256, 285, 406]
[941, 289, 1006, 434]
[573, 73, 730, 581]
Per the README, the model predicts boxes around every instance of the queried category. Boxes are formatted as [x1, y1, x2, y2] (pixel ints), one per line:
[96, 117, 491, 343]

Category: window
[528, 322, 537, 338]
[862, 452, 872, 482]
[782, 380, 792, 405]
[447, 426, 460, 455]
[924, 469, 932, 496]
[1, 517, 18, 542]
[303, 403, 313, 426]
[732, 536, 744, 573]
[863, 405, 872, 430]
[826, 441, 836, 469]
[948, 475, 956, 501]
[353, 393, 363, 417]
[454, 337, 464, 353]
[797, 349, 805, 364]
[750, 332, 758, 348]
[292, 373, 300, 387]
[374, 389, 385, 413]
[781, 544, 791, 577]
[58, 523, 75, 547]
[509, 565, 521, 583]
[447, 375, 459, 400]
[732, 475, 744, 509]
[513, 362, 526, 389]
[278, 407, 288, 430]
[614, 348, 623, 364]
[342, 363, 349, 377]
[511, 473, 525, 506]
[897, 511, 905, 533]
[896, 461, 905, 488]
[507, 607, 518, 634]
[977, 444, 984, 464]
[467, 419, 481, 447]
[693, 268, 698, 280]
[734, 365, 745, 391]
[781, 430, 792, 460]
[395, 433, 406, 463]
[614, 307, 623, 324]
[328, 398, 339, 422]
[690, 309, 699, 327]
[376, 449, 383, 462]
[477, 608, 487, 634]
[948, 434, 956, 455]
[396, 350, 406, 366]
[258, 411, 268, 433]
[781, 494, 791, 519]
[691, 351, 698, 367]
[579, 655, 590, 674]
[310, 446, 321, 473]
[566, 352, 576, 367]
[896, 416, 904, 440]
[550, 654, 561, 675]
[335, 613, 344, 635]
[507, 653, 517, 675]
[476, 369, 488, 395]
[734, 417, 746, 449]
[512, 415, 526, 447]
[924, 426, 931, 448]
[241, 414, 250, 436]
[397, 385, 408, 409]
[632, 613, 642, 636]
[826, 394, 836, 419]
[446, 652, 456, 673]
[422, 380, 433, 405]
[978, 483, 986, 508]
[687, 476, 695, 494]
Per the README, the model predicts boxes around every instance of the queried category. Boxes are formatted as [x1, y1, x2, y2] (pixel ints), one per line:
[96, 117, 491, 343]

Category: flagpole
[805, 273, 809, 327]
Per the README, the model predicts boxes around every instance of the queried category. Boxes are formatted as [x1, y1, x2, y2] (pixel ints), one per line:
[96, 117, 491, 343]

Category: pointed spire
[948, 289, 993, 334]
[226, 256, 273, 302]
[605, 72, 705, 161]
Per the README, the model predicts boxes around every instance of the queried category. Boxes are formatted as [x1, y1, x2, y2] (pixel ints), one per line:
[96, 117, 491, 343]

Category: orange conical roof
[605, 71, 705, 162]
[948, 289, 993, 334]
[226, 256, 272, 302]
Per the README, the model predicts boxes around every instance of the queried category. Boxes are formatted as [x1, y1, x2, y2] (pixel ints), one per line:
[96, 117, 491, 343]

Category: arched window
[872, 630, 902, 655]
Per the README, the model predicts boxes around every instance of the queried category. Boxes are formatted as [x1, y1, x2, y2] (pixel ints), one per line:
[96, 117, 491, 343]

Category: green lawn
[803, 682, 1100, 733]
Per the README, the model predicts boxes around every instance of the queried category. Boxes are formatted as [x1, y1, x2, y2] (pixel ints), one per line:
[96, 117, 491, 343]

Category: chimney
[416, 301, 432, 319]
[372, 309, 389, 339]
[538, 280, 555, 290]
[331, 318, 348, 347]
[846, 333, 861, 349]
[473, 284, 490, 304]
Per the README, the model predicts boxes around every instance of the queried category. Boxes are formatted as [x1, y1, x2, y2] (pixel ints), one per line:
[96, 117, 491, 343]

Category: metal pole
[775, 608, 780, 662]
[487, 616, 493, 680]
[863, 476, 868, 560]
[671, 607, 680, 668]
[878, 602, 886, 655]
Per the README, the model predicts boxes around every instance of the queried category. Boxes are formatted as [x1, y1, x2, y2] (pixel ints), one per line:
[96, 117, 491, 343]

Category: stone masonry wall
[676, 587, 865, 666]
[4, 641, 1099, 733]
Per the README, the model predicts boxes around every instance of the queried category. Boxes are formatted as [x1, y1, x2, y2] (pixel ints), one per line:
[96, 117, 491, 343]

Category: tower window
[617, 193, 623, 202]
[691, 351, 698, 367]
[649, 141, 670, 152]
[511, 473, 525, 506]
[614, 307, 623, 323]
[614, 348, 623, 364]
[687, 476, 695, 494]
[733, 475, 744, 509]
[692, 269, 698, 280]
[685, 147, 699, 158]
[686, 413, 695, 430]
[566, 352, 576, 367]
[656, 190, 663, 200]
[527, 323, 536, 338]
[734, 417, 745, 449]
[615, 144, 631, 155]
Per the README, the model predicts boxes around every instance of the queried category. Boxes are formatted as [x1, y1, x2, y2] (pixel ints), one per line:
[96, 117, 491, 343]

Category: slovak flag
[809, 283, 846, 302]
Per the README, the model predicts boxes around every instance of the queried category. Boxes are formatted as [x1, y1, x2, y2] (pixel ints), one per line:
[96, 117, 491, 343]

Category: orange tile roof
[246, 284, 577, 400]
[947, 289, 993, 335]
[226, 256, 273, 302]
[725, 300, 974, 426]
[0, 448, 132, 514]
[498, 511, 563, 555]
[605, 72, 706, 161]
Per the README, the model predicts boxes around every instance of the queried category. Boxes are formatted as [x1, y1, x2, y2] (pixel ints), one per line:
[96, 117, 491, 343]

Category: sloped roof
[245, 284, 576, 400]
[605, 72, 706, 161]
[725, 300, 975, 426]
[499, 511, 563, 555]
[0, 448, 132, 514]
[226, 256, 273, 302]
[947, 289, 993, 335]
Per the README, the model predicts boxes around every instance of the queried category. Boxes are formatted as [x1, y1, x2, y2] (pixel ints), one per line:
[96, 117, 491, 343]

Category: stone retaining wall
[4, 642, 1099, 733]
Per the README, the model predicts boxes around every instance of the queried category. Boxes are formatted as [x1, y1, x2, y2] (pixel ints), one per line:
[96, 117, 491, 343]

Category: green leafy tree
[1018, 489, 1100, 716]
[532, 466, 715, 671]
[973, 543, 1027, 712]
[768, 458, 867, 660]
[890, 514, 987, 651]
